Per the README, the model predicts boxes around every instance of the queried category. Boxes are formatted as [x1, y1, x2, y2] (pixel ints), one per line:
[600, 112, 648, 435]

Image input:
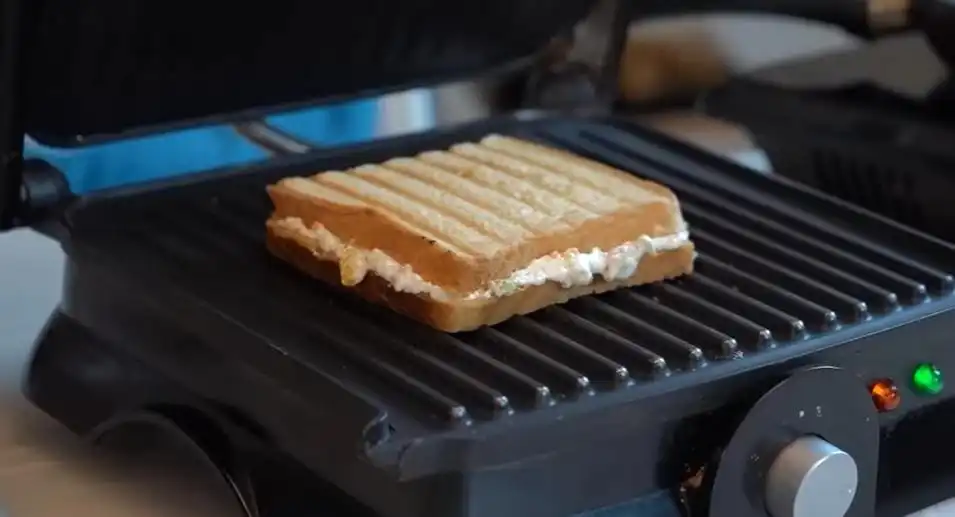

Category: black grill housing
[17, 0, 594, 142]
[40, 116, 955, 517]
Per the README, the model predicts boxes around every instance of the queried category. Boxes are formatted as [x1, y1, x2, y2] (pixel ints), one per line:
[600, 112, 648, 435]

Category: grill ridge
[693, 229, 871, 323]
[81, 121, 955, 427]
[694, 254, 836, 332]
[685, 202, 900, 313]
[685, 194, 928, 304]
[643, 283, 770, 350]
[465, 328, 592, 397]
[611, 291, 739, 356]
[536, 307, 670, 378]
[568, 298, 709, 366]
[679, 273, 804, 342]
[502, 317, 633, 389]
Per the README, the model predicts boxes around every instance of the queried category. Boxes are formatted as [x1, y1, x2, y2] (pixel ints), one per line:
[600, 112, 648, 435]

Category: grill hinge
[522, 0, 633, 114]
[18, 159, 72, 227]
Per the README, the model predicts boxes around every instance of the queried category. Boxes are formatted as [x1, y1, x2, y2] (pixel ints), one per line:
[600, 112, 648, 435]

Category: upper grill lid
[0, 0, 597, 228]
[14, 0, 595, 141]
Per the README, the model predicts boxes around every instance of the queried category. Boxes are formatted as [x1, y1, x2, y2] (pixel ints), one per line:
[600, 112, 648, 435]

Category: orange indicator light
[870, 379, 901, 412]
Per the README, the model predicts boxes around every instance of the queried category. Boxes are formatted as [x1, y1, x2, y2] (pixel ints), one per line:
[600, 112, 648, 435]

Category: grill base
[26, 301, 955, 517]
[26, 115, 955, 517]
[25, 310, 687, 517]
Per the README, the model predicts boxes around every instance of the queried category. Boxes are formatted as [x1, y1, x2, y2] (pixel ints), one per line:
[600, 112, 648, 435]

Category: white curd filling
[273, 217, 691, 302]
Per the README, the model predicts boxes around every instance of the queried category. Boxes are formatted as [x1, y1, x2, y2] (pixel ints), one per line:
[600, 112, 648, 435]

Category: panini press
[4, 1, 955, 516]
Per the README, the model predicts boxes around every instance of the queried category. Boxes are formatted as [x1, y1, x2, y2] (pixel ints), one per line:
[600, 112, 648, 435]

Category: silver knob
[765, 436, 859, 517]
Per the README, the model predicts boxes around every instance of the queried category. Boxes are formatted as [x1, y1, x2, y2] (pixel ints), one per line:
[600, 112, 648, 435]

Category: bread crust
[266, 226, 696, 333]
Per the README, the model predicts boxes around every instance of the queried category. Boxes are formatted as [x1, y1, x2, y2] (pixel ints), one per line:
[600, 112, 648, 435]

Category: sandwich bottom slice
[265, 134, 696, 333]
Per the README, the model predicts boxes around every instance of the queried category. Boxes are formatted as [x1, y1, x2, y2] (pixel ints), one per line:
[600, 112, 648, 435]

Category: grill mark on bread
[381, 159, 548, 233]
[277, 178, 475, 256]
[481, 135, 670, 205]
[389, 157, 569, 232]
[485, 143, 632, 203]
[312, 174, 487, 255]
[278, 177, 369, 207]
[352, 165, 525, 244]
[422, 151, 596, 222]
[451, 144, 618, 214]
[481, 136, 683, 232]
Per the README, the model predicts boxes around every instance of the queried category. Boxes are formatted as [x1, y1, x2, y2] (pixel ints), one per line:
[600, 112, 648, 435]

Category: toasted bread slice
[266, 135, 695, 332]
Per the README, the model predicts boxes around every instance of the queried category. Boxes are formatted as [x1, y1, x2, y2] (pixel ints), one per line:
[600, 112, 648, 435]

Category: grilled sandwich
[266, 135, 695, 332]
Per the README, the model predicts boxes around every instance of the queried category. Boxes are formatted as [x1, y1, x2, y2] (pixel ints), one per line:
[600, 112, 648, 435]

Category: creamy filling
[479, 229, 690, 299]
[273, 217, 691, 302]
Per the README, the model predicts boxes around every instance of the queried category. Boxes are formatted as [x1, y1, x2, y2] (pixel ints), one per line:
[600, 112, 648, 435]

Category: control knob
[765, 436, 859, 517]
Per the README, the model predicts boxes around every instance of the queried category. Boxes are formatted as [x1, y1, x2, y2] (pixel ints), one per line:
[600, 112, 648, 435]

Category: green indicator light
[912, 363, 944, 395]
